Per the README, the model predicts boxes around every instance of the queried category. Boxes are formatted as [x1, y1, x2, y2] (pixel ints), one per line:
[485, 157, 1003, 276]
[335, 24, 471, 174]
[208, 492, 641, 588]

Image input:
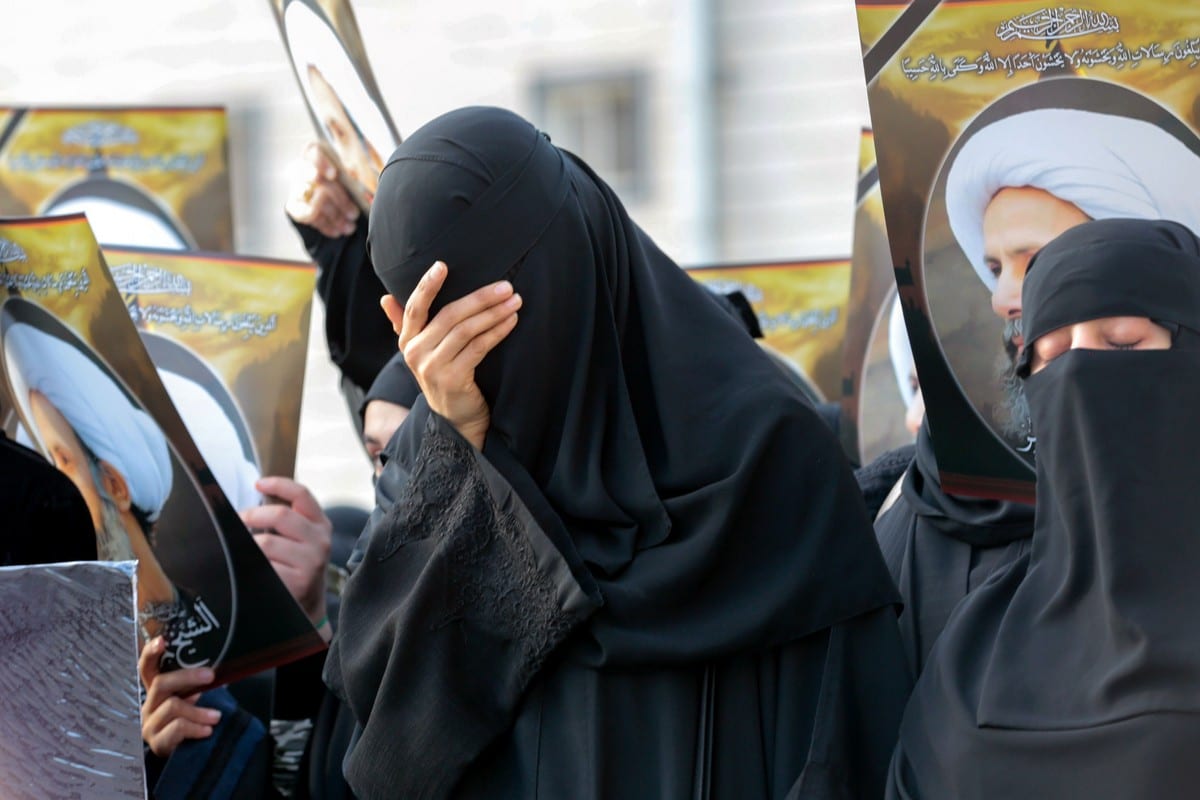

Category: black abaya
[326, 107, 909, 799]
[889, 219, 1200, 799]
[874, 423, 1032, 676]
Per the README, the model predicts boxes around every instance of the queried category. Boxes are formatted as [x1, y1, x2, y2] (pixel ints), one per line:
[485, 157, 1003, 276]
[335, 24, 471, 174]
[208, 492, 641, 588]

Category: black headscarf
[360, 106, 899, 667]
[360, 351, 420, 416]
[889, 218, 1200, 798]
[874, 421, 1033, 675]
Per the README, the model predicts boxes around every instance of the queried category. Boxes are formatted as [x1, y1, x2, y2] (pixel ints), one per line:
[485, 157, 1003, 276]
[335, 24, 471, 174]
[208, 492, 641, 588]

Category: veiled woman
[326, 106, 909, 799]
[888, 218, 1200, 798]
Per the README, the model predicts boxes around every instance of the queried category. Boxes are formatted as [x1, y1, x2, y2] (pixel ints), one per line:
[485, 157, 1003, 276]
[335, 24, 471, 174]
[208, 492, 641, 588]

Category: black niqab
[364, 106, 898, 661]
[360, 351, 420, 415]
[890, 218, 1200, 798]
[330, 107, 907, 798]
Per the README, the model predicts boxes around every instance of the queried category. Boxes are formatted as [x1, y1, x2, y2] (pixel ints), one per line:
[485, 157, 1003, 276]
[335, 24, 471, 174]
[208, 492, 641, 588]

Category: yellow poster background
[102, 247, 316, 479]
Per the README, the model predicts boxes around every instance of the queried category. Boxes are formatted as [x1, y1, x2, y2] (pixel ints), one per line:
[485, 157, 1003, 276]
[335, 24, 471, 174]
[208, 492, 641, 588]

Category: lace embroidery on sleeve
[377, 414, 579, 684]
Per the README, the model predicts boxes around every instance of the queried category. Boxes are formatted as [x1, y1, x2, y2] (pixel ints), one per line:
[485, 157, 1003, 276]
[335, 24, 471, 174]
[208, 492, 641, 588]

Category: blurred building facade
[3, 0, 870, 508]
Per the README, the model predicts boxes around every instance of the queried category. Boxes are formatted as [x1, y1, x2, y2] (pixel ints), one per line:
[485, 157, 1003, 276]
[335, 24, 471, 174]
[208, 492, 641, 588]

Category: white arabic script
[996, 7, 1120, 42]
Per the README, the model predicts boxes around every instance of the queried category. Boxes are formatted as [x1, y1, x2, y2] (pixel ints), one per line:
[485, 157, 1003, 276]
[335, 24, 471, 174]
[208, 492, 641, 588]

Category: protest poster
[839, 129, 917, 466]
[269, 0, 402, 209]
[688, 259, 851, 403]
[855, 0, 1200, 501]
[0, 106, 233, 250]
[102, 246, 317, 485]
[0, 214, 324, 684]
[0, 561, 143, 800]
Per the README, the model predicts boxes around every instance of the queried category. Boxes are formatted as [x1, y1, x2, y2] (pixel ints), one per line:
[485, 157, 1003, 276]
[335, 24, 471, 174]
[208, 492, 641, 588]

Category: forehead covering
[367, 106, 570, 315]
[945, 108, 1200, 291]
[1017, 218, 1200, 376]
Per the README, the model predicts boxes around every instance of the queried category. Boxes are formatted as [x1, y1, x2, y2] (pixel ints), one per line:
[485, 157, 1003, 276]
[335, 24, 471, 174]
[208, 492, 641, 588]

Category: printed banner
[688, 259, 851, 403]
[0, 561, 143, 800]
[0, 214, 324, 683]
[269, 0, 402, 208]
[839, 129, 917, 466]
[102, 247, 316, 486]
[855, 0, 1200, 501]
[0, 106, 233, 250]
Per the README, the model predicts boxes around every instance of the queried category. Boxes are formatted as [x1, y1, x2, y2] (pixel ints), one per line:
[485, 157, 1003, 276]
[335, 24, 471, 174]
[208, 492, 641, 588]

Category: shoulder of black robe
[891, 219, 1200, 799]
[874, 421, 1032, 675]
[0, 430, 95, 565]
[291, 216, 396, 397]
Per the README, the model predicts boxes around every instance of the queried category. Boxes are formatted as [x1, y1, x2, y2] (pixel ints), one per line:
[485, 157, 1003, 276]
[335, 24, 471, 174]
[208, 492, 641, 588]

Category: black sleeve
[291, 216, 396, 396]
[324, 406, 601, 799]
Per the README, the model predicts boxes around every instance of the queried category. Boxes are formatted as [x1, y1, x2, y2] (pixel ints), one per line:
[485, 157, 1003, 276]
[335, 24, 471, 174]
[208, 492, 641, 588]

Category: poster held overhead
[269, 0, 403, 209]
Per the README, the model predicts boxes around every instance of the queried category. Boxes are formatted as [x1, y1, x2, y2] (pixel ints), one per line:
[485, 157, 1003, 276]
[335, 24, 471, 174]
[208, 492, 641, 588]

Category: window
[533, 72, 648, 200]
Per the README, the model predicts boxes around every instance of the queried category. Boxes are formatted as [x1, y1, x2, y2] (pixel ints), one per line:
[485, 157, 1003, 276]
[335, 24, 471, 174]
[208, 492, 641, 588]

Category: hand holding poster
[269, 0, 402, 209]
[0, 215, 324, 684]
[855, 0, 1200, 501]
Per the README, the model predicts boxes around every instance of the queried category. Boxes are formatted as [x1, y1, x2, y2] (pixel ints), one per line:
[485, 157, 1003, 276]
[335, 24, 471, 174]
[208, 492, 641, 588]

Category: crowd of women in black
[7, 104, 1200, 799]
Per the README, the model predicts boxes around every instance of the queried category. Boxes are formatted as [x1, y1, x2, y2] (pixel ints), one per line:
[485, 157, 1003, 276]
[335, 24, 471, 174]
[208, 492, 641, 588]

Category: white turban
[888, 294, 916, 406]
[158, 370, 262, 512]
[4, 321, 172, 520]
[945, 108, 1200, 290]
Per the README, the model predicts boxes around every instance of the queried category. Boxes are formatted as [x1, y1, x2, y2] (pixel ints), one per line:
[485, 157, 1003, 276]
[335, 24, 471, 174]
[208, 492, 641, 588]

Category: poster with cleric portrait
[0, 561, 144, 800]
[839, 129, 918, 467]
[0, 214, 324, 684]
[0, 107, 233, 250]
[688, 259, 851, 404]
[855, 0, 1200, 502]
[101, 246, 317, 487]
[269, 0, 402, 209]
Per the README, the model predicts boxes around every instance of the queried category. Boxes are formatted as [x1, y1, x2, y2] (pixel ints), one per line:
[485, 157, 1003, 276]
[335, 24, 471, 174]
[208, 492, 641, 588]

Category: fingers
[252, 477, 326, 524]
[253, 531, 316, 571]
[138, 635, 165, 689]
[397, 261, 448, 352]
[447, 311, 520, 374]
[144, 665, 216, 715]
[143, 698, 221, 758]
[303, 141, 339, 180]
[426, 292, 522, 371]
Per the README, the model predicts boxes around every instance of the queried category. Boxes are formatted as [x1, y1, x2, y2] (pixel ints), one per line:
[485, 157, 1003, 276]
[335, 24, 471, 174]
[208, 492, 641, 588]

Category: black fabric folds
[1, 430, 95, 565]
[361, 351, 419, 414]
[330, 107, 907, 798]
[889, 218, 1200, 798]
[875, 422, 1032, 676]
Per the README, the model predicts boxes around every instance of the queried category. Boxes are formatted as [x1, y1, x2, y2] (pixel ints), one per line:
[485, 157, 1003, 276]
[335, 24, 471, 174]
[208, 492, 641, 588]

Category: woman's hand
[139, 636, 220, 758]
[380, 261, 521, 450]
[284, 141, 361, 238]
[242, 477, 332, 639]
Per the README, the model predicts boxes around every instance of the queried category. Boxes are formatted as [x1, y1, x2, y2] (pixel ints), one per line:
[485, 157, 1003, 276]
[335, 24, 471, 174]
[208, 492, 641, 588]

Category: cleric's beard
[996, 317, 1033, 446]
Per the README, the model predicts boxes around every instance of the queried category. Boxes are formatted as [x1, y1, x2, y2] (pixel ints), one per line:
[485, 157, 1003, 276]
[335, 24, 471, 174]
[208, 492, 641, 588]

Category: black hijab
[359, 106, 899, 665]
[889, 218, 1200, 798]
[360, 351, 420, 415]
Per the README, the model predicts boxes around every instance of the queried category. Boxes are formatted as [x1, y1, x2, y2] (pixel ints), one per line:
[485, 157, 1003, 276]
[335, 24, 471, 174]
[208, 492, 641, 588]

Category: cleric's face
[981, 186, 1091, 356]
[29, 388, 104, 531]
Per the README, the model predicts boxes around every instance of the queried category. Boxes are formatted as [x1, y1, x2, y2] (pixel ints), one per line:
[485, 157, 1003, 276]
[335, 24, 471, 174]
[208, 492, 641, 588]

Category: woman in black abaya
[888, 218, 1200, 799]
[324, 106, 909, 799]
